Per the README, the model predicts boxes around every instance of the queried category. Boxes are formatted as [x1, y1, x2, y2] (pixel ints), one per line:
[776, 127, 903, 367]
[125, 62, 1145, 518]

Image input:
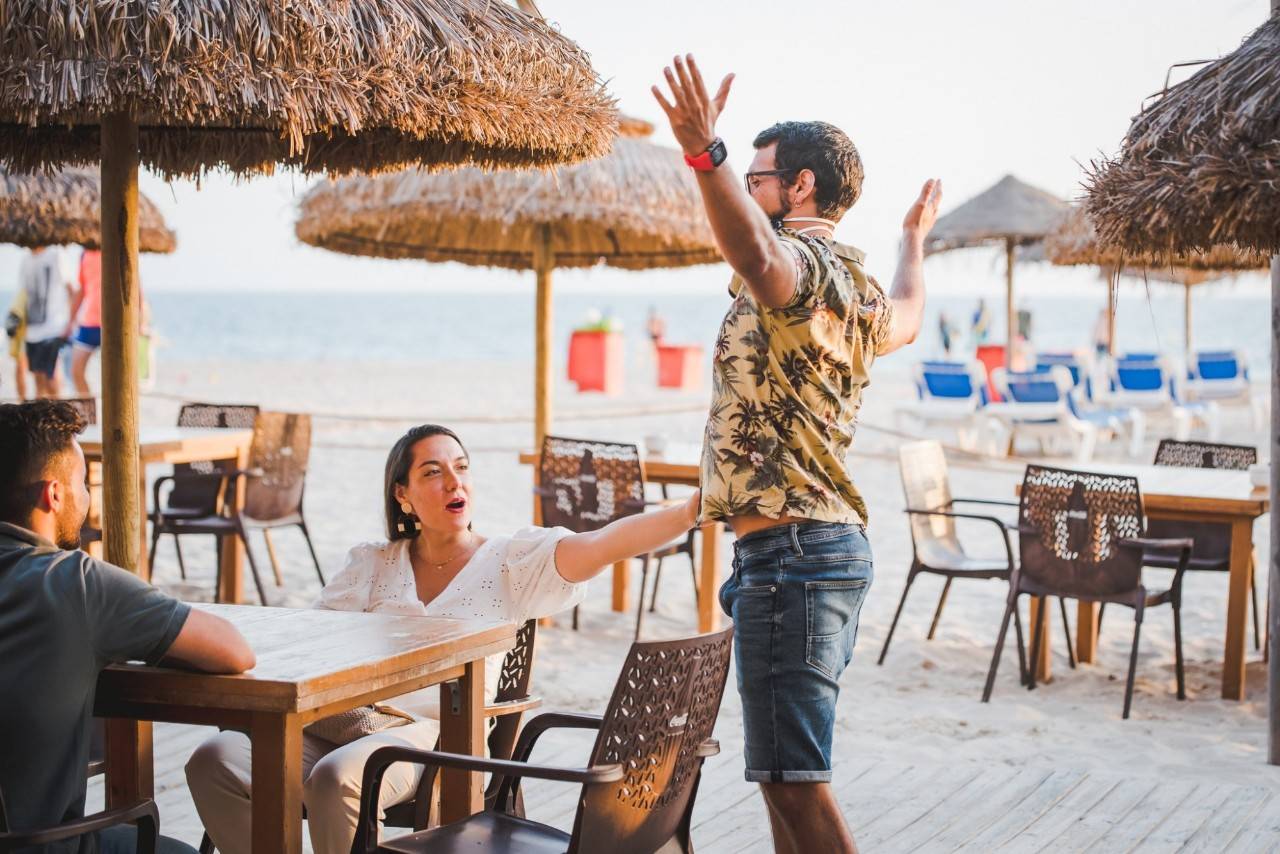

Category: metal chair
[983, 465, 1192, 719]
[536, 435, 692, 638]
[352, 627, 734, 854]
[879, 440, 1041, 675]
[1124, 440, 1261, 650]
[150, 403, 260, 582]
[151, 411, 324, 605]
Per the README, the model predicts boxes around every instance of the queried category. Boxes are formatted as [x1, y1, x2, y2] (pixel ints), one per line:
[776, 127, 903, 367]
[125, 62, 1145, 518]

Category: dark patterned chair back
[1018, 465, 1144, 597]
[899, 441, 960, 555]
[1149, 440, 1256, 562]
[64, 397, 97, 426]
[488, 619, 537, 762]
[169, 403, 260, 512]
[570, 627, 733, 853]
[242, 412, 311, 523]
[538, 436, 645, 533]
[1154, 439, 1257, 471]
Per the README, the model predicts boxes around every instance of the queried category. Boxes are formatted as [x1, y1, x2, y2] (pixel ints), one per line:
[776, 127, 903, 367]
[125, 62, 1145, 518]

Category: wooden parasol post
[99, 113, 142, 576]
[1183, 282, 1193, 364]
[1107, 269, 1118, 356]
[533, 224, 555, 448]
[1269, 253, 1278, 764]
[1005, 237, 1016, 368]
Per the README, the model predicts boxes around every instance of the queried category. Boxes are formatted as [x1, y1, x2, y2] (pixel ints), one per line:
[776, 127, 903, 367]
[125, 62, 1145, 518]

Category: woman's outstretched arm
[555, 490, 701, 583]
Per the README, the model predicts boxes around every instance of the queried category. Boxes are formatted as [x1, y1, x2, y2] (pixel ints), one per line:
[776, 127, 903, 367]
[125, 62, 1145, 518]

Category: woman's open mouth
[445, 497, 467, 514]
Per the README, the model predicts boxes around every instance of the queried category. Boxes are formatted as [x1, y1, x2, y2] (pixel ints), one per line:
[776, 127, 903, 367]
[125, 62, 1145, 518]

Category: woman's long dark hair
[384, 424, 469, 541]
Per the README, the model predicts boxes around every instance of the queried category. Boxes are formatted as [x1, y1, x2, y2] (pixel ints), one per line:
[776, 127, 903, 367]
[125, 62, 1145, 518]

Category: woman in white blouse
[186, 424, 698, 854]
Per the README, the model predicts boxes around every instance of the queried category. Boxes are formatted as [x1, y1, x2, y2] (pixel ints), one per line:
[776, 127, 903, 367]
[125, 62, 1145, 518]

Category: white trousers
[185, 719, 441, 854]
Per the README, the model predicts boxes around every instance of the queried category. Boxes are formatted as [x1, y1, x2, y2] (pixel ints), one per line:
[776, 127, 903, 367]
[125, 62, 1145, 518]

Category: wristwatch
[684, 137, 727, 172]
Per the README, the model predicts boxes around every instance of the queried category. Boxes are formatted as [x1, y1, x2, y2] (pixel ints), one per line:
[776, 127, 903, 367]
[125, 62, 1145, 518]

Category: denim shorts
[719, 521, 872, 783]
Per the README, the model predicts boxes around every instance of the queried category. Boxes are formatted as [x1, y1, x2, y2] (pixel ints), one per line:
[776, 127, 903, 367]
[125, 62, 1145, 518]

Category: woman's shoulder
[343, 539, 406, 568]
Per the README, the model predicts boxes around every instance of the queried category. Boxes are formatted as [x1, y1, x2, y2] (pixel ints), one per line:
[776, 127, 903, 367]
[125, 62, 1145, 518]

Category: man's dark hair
[0, 401, 86, 523]
[753, 121, 864, 220]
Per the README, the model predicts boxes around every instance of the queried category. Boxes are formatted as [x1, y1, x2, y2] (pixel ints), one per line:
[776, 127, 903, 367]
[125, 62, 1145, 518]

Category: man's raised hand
[903, 179, 943, 238]
[651, 54, 734, 157]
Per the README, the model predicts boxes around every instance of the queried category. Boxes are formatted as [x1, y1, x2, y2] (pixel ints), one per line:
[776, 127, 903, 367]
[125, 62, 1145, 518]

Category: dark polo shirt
[0, 522, 189, 852]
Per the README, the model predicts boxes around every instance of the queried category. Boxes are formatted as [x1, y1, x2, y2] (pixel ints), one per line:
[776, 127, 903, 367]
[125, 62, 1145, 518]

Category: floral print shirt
[699, 229, 893, 524]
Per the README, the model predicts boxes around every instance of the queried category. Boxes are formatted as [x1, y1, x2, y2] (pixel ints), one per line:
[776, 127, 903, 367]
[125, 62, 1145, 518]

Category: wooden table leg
[612, 559, 630, 612]
[217, 446, 251, 604]
[698, 521, 723, 633]
[104, 719, 152, 809]
[1076, 601, 1100, 664]
[1222, 518, 1254, 700]
[440, 658, 485, 823]
[250, 711, 303, 854]
[136, 467, 151, 581]
[1029, 596, 1052, 683]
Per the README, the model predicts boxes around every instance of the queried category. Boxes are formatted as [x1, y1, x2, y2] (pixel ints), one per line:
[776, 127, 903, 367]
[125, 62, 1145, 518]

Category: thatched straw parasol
[1085, 3, 1279, 757]
[0, 0, 616, 642]
[1085, 14, 1280, 257]
[1045, 204, 1267, 356]
[0, 168, 175, 253]
[296, 119, 719, 444]
[924, 174, 1069, 366]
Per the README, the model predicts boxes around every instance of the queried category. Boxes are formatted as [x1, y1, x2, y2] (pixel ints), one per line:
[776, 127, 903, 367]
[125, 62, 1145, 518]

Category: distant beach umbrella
[296, 118, 720, 445]
[924, 174, 1069, 366]
[1045, 205, 1267, 356]
[0, 0, 617, 611]
[1085, 5, 1280, 761]
[0, 168, 175, 253]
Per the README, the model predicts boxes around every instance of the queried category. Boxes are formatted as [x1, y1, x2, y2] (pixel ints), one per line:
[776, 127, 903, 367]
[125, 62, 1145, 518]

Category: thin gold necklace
[421, 533, 475, 571]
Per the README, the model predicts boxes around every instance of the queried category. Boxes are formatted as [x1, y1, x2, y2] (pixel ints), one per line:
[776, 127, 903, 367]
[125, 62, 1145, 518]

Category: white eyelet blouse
[313, 526, 586, 719]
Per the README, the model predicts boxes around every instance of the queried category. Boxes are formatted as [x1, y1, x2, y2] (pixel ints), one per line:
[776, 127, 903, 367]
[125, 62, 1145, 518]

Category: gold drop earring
[398, 501, 423, 534]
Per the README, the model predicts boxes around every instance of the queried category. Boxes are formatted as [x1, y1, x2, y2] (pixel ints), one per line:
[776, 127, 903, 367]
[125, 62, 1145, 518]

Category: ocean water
[1, 287, 1271, 378]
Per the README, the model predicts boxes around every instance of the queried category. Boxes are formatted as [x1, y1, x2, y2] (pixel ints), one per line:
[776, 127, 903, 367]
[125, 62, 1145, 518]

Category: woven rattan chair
[1105, 439, 1262, 650]
[983, 465, 1192, 719]
[352, 626, 733, 854]
[196, 620, 542, 853]
[536, 435, 693, 638]
[151, 411, 323, 604]
[63, 396, 97, 425]
[150, 403, 260, 582]
[879, 441, 1040, 677]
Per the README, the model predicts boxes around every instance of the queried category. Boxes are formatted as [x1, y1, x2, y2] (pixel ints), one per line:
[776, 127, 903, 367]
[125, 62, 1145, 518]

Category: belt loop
[789, 524, 802, 555]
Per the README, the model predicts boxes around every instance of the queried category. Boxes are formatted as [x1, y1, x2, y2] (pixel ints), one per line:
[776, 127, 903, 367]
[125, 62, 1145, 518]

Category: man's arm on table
[879, 179, 943, 356]
[165, 610, 256, 673]
[652, 55, 799, 309]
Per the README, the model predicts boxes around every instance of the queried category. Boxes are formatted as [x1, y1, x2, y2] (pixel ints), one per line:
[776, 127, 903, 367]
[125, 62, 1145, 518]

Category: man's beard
[54, 506, 84, 551]
[768, 195, 794, 231]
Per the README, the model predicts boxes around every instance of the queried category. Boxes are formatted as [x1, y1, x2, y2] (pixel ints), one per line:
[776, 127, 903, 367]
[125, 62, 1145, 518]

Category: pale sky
[1, 0, 1270, 295]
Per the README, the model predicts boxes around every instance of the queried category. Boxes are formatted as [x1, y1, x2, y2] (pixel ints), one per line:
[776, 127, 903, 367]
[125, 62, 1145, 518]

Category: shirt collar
[0, 521, 55, 549]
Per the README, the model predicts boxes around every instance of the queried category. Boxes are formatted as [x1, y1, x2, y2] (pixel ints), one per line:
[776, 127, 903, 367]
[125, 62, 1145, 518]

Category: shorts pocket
[805, 579, 869, 679]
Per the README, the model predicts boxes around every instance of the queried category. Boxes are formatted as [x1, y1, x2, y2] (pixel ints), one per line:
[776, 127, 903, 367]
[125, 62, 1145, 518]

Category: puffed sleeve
[313, 543, 379, 612]
[501, 526, 587, 623]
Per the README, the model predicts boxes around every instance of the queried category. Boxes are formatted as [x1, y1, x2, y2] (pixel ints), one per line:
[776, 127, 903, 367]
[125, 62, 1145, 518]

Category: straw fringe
[295, 135, 720, 271]
[924, 174, 1068, 255]
[0, 167, 175, 252]
[1085, 14, 1280, 255]
[0, 0, 618, 177]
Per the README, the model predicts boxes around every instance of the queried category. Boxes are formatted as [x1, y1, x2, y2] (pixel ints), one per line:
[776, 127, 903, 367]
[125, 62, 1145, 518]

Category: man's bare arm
[879, 179, 943, 355]
[164, 609, 256, 673]
[653, 55, 798, 309]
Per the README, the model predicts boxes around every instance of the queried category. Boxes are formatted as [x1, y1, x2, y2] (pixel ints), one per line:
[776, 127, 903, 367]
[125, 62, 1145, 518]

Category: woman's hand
[683, 489, 702, 527]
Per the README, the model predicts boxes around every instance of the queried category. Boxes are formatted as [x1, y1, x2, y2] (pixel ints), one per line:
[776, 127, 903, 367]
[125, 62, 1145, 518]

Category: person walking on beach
[4, 287, 30, 400]
[18, 246, 77, 399]
[69, 248, 103, 396]
[653, 55, 940, 853]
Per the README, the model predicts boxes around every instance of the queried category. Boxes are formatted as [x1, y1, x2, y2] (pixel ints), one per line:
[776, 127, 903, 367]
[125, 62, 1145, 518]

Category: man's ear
[38, 478, 61, 513]
[794, 168, 817, 206]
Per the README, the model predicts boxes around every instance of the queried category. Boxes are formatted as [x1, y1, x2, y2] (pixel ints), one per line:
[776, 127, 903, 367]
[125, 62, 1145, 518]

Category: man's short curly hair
[753, 121, 864, 221]
[0, 400, 87, 523]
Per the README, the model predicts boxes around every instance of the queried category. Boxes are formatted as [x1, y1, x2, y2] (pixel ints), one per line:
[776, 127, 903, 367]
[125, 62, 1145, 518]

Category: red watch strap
[684, 149, 715, 172]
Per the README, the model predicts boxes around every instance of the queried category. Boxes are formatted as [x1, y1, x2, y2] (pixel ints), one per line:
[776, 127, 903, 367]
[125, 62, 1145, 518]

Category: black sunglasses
[744, 169, 796, 194]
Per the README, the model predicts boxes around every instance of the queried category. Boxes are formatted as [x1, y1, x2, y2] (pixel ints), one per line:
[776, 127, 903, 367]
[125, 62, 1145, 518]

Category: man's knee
[760, 781, 829, 811]
[185, 732, 249, 799]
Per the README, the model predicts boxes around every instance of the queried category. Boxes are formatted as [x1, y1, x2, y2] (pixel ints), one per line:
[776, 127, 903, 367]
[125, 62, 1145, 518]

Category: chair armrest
[905, 509, 1017, 570]
[484, 695, 542, 719]
[0, 800, 158, 853]
[1120, 536, 1194, 552]
[510, 712, 604, 765]
[949, 497, 1019, 508]
[696, 738, 720, 758]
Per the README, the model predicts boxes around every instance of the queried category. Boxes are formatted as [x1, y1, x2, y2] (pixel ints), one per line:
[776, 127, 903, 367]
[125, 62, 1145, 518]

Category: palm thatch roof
[0, 168, 175, 253]
[1046, 205, 1267, 274]
[1085, 14, 1280, 256]
[0, 0, 617, 178]
[294, 120, 719, 270]
[924, 174, 1069, 255]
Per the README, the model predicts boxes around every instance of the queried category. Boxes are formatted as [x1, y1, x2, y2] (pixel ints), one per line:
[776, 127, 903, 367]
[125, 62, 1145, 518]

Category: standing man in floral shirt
[653, 56, 941, 853]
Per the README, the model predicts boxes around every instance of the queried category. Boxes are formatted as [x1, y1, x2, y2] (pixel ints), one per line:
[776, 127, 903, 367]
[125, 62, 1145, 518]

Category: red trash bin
[655, 344, 703, 391]
[567, 330, 624, 394]
[974, 344, 1006, 402]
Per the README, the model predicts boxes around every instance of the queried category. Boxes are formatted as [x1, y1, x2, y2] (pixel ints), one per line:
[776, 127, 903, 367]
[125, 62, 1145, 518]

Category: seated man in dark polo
[0, 400, 256, 854]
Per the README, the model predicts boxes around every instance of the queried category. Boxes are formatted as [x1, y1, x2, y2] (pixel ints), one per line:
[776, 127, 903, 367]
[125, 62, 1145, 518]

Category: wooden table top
[79, 426, 253, 463]
[97, 604, 515, 715]
[1016, 462, 1269, 517]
